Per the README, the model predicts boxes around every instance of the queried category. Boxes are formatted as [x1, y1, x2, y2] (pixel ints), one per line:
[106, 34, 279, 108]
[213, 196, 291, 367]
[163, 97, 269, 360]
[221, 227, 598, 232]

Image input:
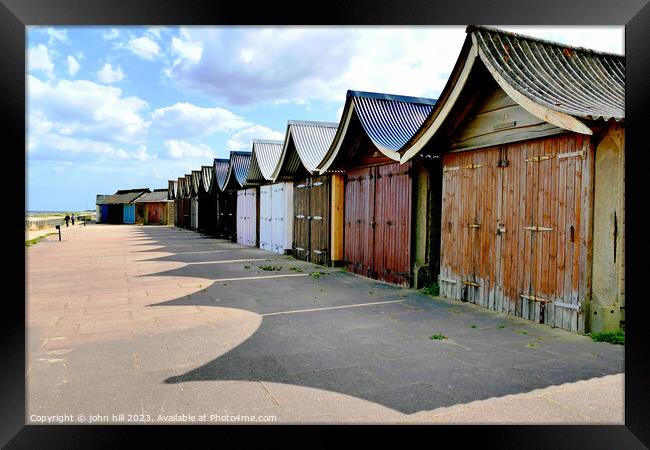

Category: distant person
[71, 214, 75, 226]
[64, 214, 70, 227]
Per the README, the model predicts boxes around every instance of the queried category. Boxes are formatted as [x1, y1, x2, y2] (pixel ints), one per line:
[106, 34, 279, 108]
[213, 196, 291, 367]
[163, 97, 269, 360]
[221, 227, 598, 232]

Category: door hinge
[520, 294, 549, 302]
[462, 280, 480, 287]
[443, 166, 460, 172]
[466, 223, 481, 228]
[554, 301, 581, 311]
[525, 154, 555, 163]
[439, 277, 457, 284]
[312, 216, 323, 221]
[557, 150, 585, 159]
[296, 214, 305, 219]
[522, 226, 553, 231]
[496, 225, 506, 235]
[462, 163, 484, 169]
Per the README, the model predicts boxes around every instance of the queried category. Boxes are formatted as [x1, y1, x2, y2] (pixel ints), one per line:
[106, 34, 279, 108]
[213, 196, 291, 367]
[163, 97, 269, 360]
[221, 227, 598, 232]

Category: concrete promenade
[26, 224, 624, 424]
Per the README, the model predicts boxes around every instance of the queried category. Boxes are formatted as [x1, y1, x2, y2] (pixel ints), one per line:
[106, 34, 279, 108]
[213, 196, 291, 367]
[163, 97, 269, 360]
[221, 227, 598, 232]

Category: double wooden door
[439, 134, 592, 332]
[293, 175, 331, 266]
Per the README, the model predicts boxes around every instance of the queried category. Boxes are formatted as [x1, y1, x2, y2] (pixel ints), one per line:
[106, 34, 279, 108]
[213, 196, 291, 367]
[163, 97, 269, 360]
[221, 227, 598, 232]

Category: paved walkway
[26, 224, 624, 424]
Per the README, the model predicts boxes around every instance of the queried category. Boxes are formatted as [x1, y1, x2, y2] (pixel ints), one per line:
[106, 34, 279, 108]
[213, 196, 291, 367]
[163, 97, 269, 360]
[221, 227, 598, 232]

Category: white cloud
[28, 75, 149, 145]
[146, 27, 166, 40]
[166, 26, 624, 107]
[102, 28, 120, 41]
[126, 36, 161, 60]
[67, 55, 80, 76]
[164, 140, 215, 159]
[151, 102, 249, 139]
[28, 44, 54, 77]
[133, 145, 155, 161]
[170, 36, 203, 65]
[97, 63, 125, 84]
[226, 124, 284, 151]
[40, 28, 68, 46]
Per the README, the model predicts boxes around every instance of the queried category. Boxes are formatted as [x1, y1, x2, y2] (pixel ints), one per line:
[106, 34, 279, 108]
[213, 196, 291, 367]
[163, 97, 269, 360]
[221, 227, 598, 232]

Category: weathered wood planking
[448, 84, 565, 152]
[438, 133, 592, 331]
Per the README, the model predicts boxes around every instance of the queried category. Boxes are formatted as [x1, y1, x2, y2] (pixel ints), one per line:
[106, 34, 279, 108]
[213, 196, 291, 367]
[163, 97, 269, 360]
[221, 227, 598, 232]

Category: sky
[26, 26, 624, 212]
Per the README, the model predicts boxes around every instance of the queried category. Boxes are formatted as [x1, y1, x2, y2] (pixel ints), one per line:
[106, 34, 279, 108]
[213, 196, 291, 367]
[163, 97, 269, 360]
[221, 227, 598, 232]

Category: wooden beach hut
[135, 189, 172, 225]
[221, 151, 255, 246]
[208, 158, 236, 240]
[103, 188, 150, 224]
[197, 165, 215, 235]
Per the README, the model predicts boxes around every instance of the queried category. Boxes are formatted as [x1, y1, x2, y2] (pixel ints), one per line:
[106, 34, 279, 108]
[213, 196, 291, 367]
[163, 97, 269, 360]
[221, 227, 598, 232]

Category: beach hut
[182, 174, 193, 229]
[398, 26, 625, 333]
[95, 194, 110, 223]
[245, 139, 293, 254]
[208, 158, 237, 240]
[317, 91, 437, 287]
[270, 121, 339, 266]
[190, 170, 202, 231]
[197, 165, 215, 234]
[135, 189, 172, 225]
[167, 180, 178, 226]
[222, 151, 255, 246]
[175, 177, 186, 228]
[102, 188, 150, 224]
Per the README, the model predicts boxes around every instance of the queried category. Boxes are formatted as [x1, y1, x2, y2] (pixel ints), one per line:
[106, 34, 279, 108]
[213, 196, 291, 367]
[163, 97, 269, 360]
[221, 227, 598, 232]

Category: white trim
[318, 102, 356, 174]
[262, 299, 405, 316]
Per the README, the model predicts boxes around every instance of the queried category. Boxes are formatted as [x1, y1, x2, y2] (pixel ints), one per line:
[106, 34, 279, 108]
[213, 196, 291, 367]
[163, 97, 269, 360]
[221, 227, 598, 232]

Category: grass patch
[470, 324, 477, 329]
[368, 291, 374, 295]
[289, 267, 303, 273]
[590, 329, 625, 345]
[259, 265, 282, 271]
[496, 324, 506, 329]
[526, 342, 537, 348]
[25, 233, 57, 247]
[309, 271, 326, 279]
[516, 330, 528, 335]
[421, 281, 440, 297]
[430, 333, 447, 340]
[243, 265, 251, 269]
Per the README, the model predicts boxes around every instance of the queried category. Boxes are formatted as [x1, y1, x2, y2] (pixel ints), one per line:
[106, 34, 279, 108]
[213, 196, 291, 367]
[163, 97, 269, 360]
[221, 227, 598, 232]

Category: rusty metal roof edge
[466, 25, 625, 58]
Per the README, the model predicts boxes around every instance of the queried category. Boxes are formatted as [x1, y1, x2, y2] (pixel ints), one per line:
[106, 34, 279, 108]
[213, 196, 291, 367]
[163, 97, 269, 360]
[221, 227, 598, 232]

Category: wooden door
[259, 185, 273, 251]
[344, 167, 375, 278]
[309, 175, 331, 266]
[293, 179, 310, 261]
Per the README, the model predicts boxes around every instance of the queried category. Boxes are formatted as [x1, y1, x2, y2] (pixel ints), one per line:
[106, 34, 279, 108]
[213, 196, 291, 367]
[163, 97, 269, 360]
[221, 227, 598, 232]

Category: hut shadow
[128, 226, 624, 415]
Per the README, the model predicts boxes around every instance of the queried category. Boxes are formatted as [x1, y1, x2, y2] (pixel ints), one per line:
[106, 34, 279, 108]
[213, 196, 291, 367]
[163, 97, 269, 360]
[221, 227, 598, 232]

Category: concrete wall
[412, 164, 430, 288]
[590, 122, 625, 332]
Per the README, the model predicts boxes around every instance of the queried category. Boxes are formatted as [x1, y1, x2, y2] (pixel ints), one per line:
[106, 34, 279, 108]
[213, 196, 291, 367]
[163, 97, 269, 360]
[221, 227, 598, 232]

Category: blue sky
[26, 26, 624, 212]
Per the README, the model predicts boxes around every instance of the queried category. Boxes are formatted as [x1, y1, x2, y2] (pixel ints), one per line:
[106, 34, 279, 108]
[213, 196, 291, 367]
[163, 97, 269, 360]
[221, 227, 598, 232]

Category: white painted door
[191, 197, 199, 230]
[259, 185, 273, 251]
[236, 190, 246, 245]
[271, 182, 294, 254]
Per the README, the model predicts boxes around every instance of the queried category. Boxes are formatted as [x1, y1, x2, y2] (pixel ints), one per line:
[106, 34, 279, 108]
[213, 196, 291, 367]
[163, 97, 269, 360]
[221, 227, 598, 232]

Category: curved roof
[272, 120, 338, 181]
[177, 177, 185, 199]
[167, 180, 177, 200]
[318, 90, 436, 173]
[400, 25, 625, 163]
[136, 191, 170, 203]
[191, 170, 202, 195]
[201, 165, 213, 193]
[184, 174, 192, 197]
[246, 139, 284, 185]
[472, 26, 624, 122]
[212, 158, 230, 193]
[223, 151, 252, 190]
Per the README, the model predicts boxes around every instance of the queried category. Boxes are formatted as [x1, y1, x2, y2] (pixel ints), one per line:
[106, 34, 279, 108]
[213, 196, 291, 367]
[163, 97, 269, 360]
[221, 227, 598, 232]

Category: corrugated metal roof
[201, 165, 213, 193]
[213, 158, 230, 193]
[184, 174, 192, 197]
[317, 90, 436, 172]
[246, 139, 283, 184]
[167, 180, 176, 200]
[135, 191, 170, 203]
[177, 177, 186, 198]
[103, 188, 150, 204]
[273, 120, 338, 180]
[96, 194, 111, 205]
[191, 170, 202, 195]
[350, 91, 437, 152]
[223, 151, 252, 190]
[470, 25, 624, 122]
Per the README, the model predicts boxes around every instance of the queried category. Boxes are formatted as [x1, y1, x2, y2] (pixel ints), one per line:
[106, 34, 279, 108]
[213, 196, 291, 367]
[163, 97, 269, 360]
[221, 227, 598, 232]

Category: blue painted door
[100, 204, 109, 223]
[123, 204, 136, 224]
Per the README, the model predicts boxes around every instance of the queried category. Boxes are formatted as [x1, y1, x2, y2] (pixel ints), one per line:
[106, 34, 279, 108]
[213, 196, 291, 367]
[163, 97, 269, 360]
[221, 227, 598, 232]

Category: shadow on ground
[131, 226, 623, 414]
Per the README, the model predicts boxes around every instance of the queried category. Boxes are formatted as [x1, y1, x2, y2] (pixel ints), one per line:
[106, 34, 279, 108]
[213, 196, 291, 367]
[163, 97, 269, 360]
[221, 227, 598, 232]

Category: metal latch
[443, 166, 460, 172]
[496, 224, 506, 235]
[522, 226, 553, 231]
[439, 277, 457, 284]
[466, 223, 481, 228]
[525, 154, 555, 162]
[312, 216, 322, 221]
[520, 294, 549, 302]
[462, 281, 480, 287]
[463, 163, 484, 169]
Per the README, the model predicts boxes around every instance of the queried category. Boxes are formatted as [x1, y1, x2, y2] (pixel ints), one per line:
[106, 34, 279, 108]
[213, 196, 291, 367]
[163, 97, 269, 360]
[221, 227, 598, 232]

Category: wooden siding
[292, 175, 331, 266]
[344, 161, 412, 286]
[439, 133, 593, 332]
[447, 79, 565, 152]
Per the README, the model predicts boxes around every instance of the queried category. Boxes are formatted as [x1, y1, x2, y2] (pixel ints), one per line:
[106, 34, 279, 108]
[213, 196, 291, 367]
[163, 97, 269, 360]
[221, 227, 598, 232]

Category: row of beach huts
[95, 26, 625, 334]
